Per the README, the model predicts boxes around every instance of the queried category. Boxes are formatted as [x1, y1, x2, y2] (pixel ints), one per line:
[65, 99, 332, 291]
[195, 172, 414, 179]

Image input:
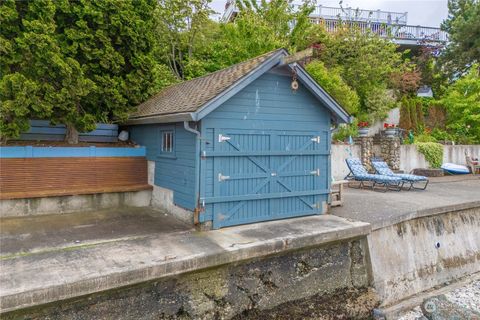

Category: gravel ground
[398, 279, 480, 320]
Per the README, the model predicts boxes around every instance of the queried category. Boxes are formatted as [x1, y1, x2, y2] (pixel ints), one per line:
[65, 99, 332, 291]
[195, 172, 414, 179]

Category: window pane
[162, 131, 173, 153]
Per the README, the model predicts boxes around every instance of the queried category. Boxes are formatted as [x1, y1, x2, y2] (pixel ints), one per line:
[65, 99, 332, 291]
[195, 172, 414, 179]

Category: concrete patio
[0, 207, 190, 257]
[332, 175, 480, 229]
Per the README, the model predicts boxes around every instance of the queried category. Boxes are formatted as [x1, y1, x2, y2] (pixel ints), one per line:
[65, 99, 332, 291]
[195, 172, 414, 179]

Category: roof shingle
[130, 49, 284, 119]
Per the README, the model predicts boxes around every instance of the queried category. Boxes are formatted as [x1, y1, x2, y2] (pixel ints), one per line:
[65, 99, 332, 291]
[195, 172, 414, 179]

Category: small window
[162, 131, 174, 153]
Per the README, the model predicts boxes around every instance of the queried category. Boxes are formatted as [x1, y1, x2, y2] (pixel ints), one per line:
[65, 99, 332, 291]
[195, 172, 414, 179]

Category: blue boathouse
[127, 49, 351, 229]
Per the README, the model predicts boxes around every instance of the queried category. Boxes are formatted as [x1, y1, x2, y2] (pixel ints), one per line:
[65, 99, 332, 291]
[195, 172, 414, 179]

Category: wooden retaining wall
[16, 120, 118, 143]
[0, 157, 151, 200]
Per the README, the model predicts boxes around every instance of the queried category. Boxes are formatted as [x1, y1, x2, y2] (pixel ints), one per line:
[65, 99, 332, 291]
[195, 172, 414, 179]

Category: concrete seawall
[4, 237, 373, 319]
[368, 206, 480, 307]
[1, 215, 372, 319]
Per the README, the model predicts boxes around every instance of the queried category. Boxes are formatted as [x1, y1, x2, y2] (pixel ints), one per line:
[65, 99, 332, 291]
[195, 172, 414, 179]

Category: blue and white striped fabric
[346, 158, 402, 183]
[371, 161, 427, 182]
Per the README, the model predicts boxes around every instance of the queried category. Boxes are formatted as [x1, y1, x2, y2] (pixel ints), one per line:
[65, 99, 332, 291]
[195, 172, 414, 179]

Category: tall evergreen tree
[409, 99, 419, 131]
[1, 0, 174, 143]
[416, 100, 425, 130]
[399, 96, 412, 130]
[441, 0, 480, 76]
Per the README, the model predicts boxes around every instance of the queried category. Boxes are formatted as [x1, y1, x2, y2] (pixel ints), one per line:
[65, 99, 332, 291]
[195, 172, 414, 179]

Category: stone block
[421, 295, 480, 320]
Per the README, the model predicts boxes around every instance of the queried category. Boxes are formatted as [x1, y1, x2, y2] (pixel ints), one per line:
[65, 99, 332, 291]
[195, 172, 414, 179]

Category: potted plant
[357, 121, 370, 137]
[384, 123, 398, 137]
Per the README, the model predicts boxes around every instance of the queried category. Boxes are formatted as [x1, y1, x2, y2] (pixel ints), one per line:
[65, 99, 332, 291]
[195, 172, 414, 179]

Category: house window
[161, 131, 174, 153]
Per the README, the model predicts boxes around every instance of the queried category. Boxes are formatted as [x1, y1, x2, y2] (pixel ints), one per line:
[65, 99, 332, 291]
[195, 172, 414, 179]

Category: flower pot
[384, 128, 397, 137]
[358, 128, 369, 137]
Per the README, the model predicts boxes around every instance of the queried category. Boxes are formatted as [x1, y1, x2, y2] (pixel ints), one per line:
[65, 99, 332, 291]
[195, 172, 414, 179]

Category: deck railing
[223, 1, 237, 22]
[221, 2, 447, 44]
[223, 2, 408, 25]
[306, 5, 408, 25]
[314, 19, 448, 43]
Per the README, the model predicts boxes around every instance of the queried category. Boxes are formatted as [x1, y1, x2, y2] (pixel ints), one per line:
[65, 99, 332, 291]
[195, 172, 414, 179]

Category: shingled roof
[129, 49, 286, 121]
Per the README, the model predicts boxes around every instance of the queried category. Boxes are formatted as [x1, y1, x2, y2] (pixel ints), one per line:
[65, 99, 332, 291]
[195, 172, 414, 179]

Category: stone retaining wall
[379, 137, 401, 171]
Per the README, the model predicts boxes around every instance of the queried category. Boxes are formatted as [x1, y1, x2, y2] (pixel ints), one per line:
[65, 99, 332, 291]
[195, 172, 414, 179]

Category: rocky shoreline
[398, 279, 480, 320]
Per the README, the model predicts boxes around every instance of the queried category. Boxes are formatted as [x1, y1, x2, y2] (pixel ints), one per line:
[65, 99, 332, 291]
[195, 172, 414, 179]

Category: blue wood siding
[16, 120, 118, 142]
[129, 123, 197, 210]
[203, 72, 331, 130]
[200, 72, 331, 228]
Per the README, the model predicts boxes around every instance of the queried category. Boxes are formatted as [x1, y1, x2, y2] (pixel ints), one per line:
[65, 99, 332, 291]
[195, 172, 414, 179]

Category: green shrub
[415, 134, 437, 143]
[415, 142, 443, 168]
[399, 96, 412, 130]
[440, 66, 480, 144]
[306, 61, 360, 115]
[332, 123, 358, 142]
[363, 86, 396, 121]
[430, 128, 453, 142]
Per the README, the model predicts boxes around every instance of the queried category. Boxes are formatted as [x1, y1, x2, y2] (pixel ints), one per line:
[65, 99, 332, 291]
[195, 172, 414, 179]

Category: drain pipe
[184, 121, 202, 225]
[330, 118, 339, 134]
[183, 121, 200, 136]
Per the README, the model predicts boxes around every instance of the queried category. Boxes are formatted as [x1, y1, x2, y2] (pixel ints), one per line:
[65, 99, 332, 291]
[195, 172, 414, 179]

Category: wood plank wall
[0, 157, 151, 200]
[16, 120, 118, 142]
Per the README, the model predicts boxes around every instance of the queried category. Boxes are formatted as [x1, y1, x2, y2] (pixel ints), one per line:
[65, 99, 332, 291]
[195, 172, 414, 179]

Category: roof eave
[124, 112, 194, 125]
[192, 49, 289, 121]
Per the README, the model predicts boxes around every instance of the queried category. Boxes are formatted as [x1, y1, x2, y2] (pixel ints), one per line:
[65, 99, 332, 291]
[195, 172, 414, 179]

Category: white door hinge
[218, 134, 231, 142]
[218, 173, 230, 182]
[311, 136, 321, 144]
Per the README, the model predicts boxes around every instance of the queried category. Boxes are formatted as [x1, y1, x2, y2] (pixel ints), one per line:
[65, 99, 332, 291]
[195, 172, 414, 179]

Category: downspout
[330, 119, 339, 134]
[183, 121, 200, 136]
[183, 121, 202, 225]
[328, 117, 340, 210]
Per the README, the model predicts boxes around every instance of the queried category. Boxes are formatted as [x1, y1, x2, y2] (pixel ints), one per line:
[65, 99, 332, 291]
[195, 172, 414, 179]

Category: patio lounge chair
[345, 158, 403, 192]
[371, 159, 429, 190]
[465, 152, 480, 175]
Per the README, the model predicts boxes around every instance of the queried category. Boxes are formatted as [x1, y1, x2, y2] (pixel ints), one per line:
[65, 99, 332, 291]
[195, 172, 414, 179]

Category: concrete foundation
[0, 190, 152, 218]
[147, 161, 195, 225]
[151, 185, 194, 225]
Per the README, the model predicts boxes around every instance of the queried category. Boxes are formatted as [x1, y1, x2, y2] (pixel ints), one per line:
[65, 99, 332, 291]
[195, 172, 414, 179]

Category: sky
[209, 0, 449, 28]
